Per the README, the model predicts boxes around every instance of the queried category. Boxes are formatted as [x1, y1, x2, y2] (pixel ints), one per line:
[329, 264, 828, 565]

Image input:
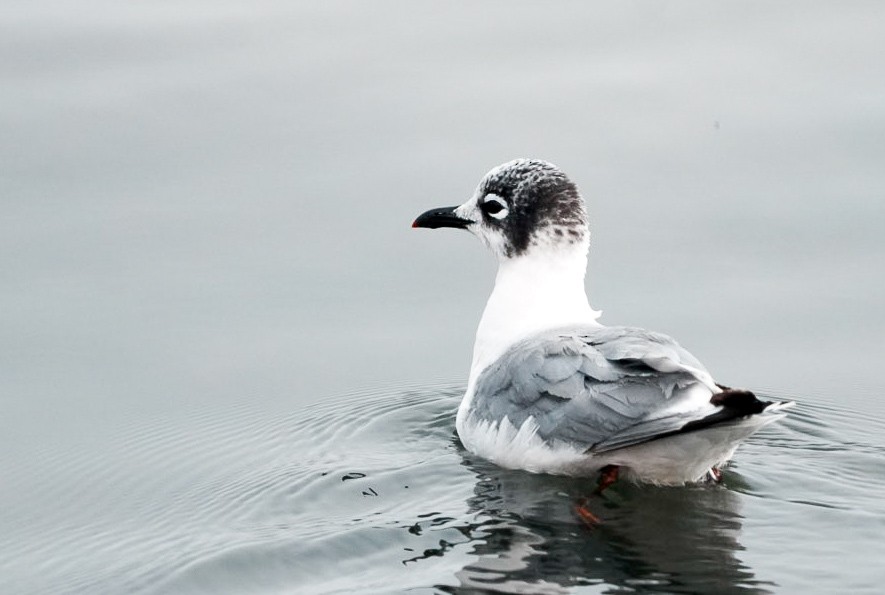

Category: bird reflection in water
[420, 441, 775, 594]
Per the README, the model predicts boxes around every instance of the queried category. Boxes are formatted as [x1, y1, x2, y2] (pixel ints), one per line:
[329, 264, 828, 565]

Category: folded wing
[468, 326, 727, 453]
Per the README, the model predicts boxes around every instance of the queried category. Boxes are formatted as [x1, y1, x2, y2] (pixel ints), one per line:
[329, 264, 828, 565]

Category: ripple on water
[2, 384, 883, 594]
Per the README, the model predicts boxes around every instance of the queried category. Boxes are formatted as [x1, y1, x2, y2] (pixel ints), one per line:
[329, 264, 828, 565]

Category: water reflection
[443, 442, 773, 594]
[11, 384, 880, 593]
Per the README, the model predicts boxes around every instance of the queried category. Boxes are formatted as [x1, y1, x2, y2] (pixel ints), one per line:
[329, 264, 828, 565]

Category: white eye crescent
[481, 194, 509, 220]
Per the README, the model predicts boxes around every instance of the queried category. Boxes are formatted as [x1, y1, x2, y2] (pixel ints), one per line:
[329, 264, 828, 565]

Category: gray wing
[468, 325, 718, 453]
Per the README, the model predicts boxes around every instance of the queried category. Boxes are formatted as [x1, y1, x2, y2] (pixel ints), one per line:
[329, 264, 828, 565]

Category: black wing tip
[709, 388, 771, 415]
[586, 387, 781, 455]
[672, 388, 775, 437]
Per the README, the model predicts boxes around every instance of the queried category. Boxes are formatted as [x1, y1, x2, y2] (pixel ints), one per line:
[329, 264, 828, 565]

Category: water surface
[3, 384, 883, 593]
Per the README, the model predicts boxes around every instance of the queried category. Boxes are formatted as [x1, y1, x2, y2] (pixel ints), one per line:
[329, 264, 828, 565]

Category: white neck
[468, 241, 600, 386]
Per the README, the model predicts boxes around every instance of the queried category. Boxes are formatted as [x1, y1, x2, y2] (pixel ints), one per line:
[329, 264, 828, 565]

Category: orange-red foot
[574, 497, 601, 526]
[575, 465, 621, 526]
[593, 465, 620, 496]
[708, 467, 723, 482]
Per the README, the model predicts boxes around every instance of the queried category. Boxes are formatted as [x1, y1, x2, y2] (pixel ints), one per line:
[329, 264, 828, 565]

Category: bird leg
[574, 497, 601, 525]
[593, 464, 620, 495]
[574, 465, 621, 526]
[708, 466, 723, 483]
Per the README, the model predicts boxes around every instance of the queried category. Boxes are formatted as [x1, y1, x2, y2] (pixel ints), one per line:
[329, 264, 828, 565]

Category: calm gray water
[2, 2, 884, 593]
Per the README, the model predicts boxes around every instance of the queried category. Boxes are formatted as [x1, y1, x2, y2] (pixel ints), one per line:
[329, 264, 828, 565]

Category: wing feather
[468, 325, 718, 451]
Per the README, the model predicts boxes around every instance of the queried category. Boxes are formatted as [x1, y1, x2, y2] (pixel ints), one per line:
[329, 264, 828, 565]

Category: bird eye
[481, 195, 508, 220]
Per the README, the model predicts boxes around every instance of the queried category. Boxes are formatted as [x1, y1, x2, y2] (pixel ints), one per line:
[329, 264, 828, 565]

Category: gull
[412, 158, 793, 497]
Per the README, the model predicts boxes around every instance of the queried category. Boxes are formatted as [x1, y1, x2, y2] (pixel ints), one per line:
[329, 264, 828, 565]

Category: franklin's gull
[413, 159, 793, 495]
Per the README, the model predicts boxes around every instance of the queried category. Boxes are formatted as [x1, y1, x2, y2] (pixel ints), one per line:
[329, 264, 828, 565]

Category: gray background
[5, 2, 882, 412]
